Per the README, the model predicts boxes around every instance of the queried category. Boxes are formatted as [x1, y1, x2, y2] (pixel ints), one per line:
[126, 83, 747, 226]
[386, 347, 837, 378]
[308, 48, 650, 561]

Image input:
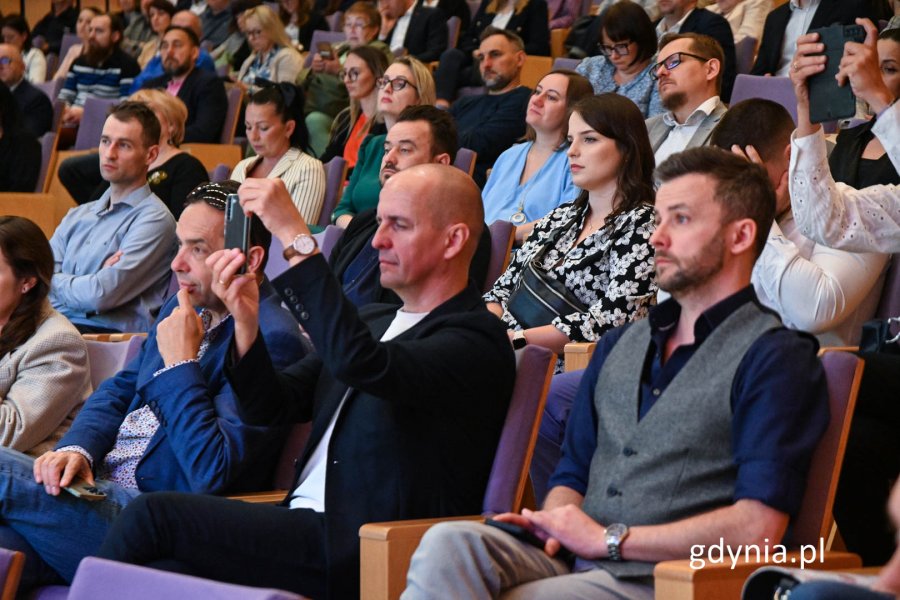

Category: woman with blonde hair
[331, 56, 436, 228]
[236, 5, 304, 93]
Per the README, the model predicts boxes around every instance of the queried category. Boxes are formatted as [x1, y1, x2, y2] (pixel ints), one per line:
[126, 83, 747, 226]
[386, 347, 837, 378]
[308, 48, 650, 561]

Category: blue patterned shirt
[576, 55, 663, 118]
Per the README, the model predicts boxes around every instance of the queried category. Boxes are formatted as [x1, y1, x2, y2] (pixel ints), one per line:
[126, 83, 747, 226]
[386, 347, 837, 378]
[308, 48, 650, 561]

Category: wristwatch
[512, 330, 528, 350]
[282, 232, 318, 260]
[605, 523, 629, 561]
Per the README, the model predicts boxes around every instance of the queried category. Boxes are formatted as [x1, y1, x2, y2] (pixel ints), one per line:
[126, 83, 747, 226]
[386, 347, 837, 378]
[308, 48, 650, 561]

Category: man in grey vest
[401, 147, 830, 600]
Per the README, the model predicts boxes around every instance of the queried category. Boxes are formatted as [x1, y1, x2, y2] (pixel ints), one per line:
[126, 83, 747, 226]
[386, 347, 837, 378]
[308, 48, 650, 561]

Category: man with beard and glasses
[58, 12, 141, 127]
[645, 32, 727, 166]
[141, 25, 226, 143]
[400, 147, 829, 600]
[448, 27, 531, 187]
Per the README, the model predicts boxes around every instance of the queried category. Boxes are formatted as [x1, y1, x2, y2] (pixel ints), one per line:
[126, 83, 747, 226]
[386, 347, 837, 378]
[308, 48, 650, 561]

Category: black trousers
[97, 492, 328, 598]
[58, 152, 106, 205]
[833, 352, 900, 565]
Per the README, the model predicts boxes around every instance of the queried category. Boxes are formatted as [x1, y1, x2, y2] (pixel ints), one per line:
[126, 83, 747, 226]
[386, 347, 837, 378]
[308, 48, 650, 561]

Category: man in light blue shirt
[49, 101, 176, 333]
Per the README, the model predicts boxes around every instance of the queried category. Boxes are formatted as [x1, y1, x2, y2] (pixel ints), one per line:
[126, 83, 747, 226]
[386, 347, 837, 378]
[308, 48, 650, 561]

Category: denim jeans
[0, 447, 141, 588]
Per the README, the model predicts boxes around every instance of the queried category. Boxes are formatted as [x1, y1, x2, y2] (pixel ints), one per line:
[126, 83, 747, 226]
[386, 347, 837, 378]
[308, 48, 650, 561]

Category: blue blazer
[56, 283, 307, 494]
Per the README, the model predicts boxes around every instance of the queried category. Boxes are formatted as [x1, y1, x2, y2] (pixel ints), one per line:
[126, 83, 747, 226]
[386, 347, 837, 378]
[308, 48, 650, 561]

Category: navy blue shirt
[548, 287, 830, 518]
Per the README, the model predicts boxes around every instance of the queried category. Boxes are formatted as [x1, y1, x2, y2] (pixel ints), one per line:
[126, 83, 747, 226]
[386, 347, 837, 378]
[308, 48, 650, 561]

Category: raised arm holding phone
[788, 18, 900, 254]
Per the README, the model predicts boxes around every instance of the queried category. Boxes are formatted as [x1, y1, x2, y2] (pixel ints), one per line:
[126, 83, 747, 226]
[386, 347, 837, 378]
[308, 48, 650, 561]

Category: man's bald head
[384, 164, 483, 261]
[0, 44, 24, 86]
[172, 10, 202, 39]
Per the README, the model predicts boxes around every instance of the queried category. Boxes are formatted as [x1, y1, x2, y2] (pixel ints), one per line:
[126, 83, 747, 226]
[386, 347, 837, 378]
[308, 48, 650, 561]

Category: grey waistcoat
[581, 301, 780, 578]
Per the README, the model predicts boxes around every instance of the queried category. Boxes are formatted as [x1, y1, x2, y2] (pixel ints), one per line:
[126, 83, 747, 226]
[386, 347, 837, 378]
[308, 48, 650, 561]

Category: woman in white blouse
[231, 84, 327, 224]
[1, 15, 46, 83]
[706, 0, 771, 45]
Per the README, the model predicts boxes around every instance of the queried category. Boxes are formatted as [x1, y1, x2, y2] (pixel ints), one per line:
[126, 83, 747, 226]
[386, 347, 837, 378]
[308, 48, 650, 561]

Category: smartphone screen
[317, 41, 334, 59]
[224, 194, 250, 274]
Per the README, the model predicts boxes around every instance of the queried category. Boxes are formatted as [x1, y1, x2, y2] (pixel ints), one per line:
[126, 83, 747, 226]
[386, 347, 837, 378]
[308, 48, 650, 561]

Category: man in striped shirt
[58, 12, 141, 128]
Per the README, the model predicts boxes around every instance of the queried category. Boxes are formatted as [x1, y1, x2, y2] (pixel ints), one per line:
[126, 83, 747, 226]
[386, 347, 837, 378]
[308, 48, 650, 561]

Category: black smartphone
[807, 23, 866, 124]
[484, 518, 575, 562]
[224, 193, 250, 274]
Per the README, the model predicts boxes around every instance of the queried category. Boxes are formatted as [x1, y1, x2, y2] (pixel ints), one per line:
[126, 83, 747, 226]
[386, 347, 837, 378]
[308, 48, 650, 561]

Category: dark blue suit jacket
[230, 256, 516, 599]
[12, 79, 53, 137]
[143, 67, 227, 143]
[56, 283, 307, 494]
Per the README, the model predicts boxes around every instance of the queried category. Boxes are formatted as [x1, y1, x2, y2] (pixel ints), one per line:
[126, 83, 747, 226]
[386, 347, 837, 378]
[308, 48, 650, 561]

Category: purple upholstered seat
[483, 220, 514, 293]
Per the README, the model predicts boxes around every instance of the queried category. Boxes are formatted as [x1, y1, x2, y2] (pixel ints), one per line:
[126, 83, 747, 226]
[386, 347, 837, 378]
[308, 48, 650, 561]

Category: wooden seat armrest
[228, 490, 287, 504]
[818, 346, 859, 356]
[564, 342, 596, 372]
[359, 515, 484, 600]
[653, 551, 862, 600]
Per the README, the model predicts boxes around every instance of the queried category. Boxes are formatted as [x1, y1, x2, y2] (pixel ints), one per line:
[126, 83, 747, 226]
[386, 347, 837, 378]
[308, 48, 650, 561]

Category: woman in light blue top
[481, 69, 593, 242]
[575, 1, 662, 118]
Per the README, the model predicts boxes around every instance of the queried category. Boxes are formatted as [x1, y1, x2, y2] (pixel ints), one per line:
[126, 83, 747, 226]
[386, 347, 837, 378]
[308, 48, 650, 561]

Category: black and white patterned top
[484, 199, 658, 348]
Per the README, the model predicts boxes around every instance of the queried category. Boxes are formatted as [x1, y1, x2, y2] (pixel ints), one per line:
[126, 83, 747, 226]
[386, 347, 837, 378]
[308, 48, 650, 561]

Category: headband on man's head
[183, 181, 240, 211]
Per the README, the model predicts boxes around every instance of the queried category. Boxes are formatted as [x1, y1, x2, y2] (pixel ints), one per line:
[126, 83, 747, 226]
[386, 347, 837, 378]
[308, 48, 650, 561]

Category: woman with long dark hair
[231, 83, 327, 223]
[484, 93, 657, 370]
[0, 216, 91, 456]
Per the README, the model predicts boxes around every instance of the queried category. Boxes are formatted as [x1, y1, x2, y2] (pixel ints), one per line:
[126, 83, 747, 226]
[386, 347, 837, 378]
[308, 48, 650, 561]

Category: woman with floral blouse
[484, 93, 657, 371]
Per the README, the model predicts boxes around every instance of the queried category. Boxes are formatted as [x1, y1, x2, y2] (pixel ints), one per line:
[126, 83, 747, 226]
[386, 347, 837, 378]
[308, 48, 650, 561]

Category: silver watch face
[606, 523, 627, 542]
[292, 234, 317, 255]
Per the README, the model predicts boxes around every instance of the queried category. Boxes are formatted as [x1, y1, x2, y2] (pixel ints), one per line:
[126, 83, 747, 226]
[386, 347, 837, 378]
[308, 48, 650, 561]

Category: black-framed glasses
[599, 41, 631, 57]
[650, 52, 710, 80]
[339, 67, 361, 81]
[376, 76, 417, 92]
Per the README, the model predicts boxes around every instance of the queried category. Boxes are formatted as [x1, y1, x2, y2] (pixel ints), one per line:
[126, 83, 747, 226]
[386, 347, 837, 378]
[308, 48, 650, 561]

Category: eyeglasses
[246, 29, 264, 38]
[599, 41, 631, 57]
[343, 20, 371, 31]
[376, 76, 417, 92]
[0, 57, 11, 66]
[650, 51, 710, 80]
[339, 67, 361, 81]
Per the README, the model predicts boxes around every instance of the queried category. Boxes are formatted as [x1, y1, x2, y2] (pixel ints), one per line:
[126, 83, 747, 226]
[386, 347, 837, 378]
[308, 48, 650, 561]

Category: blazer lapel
[686, 101, 726, 149]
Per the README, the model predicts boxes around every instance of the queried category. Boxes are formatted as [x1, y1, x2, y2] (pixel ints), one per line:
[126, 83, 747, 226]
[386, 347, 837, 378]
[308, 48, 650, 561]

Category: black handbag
[859, 317, 900, 355]
[506, 218, 589, 329]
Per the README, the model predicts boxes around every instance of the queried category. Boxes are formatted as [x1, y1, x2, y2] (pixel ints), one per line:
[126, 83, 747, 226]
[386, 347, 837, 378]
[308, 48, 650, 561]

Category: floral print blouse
[484, 199, 657, 361]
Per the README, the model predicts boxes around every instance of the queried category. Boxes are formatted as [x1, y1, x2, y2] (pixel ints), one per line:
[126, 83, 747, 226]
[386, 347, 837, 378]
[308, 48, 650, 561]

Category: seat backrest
[483, 220, 514, 293]
[83, 335, 146, 389]
[266, 235, 290, 280]
[35, 132, 58, 193]
[786, 350, 864, 547]
[45, 53, 60, 80]
[272, 423, 313, 489]
[303, 30, 348, 68]
[0, 548, 24, 600]
[730, 74, 798, 124]
[326, 11, 343, 32]
[50, 99, 66, 133]
[58, 33, 81, 67]
[68, 557, 304, 600]
[210, 163, 232, 182]
[73, 97, 118, 150]
[0, 192, 74, 239]
[467, 0, 480, 19]
[521, 55, 553, 89]
[220, 86, 245, 145]
[552, 57, 581, 71]
[182, 143, 244, 172]
[316, 156, 348, 228]
[447, 16, 462, 49]
[482, 344, 556, 515]
[735, 36, 757, 75]
[875, 254, 900, 319]
[314, 224, 346, 260]
[452, 147, 477, 177]
[550, 28, 570, 59]
[34, 78, 64, 102]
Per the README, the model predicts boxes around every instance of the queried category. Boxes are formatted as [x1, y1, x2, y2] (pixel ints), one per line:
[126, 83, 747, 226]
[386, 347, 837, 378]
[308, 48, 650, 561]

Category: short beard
[661, 90, 687, 112]
[483, 73, 512, 92]
[164, 62, 192, 78]
[657, 235, 724, 294]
